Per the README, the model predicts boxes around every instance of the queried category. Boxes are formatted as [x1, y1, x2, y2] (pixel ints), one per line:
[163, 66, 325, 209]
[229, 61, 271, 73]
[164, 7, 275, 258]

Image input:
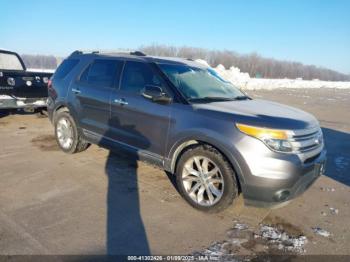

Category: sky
[0, 0, 349, 74]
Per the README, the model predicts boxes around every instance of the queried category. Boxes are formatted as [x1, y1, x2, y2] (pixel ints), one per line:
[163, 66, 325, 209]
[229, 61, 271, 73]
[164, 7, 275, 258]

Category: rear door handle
[72, 88, 81, 94]
[114, 98, 128, 106]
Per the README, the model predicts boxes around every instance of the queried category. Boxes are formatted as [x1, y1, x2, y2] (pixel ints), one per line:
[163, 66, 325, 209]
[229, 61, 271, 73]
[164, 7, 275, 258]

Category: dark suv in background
[48, 50, 326, 212]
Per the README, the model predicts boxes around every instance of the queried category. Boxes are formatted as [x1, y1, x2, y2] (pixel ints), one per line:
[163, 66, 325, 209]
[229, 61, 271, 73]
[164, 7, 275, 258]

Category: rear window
[0, 52, 24, 70]
[79, 59, 123, 88]
[54, 59, 79, 79]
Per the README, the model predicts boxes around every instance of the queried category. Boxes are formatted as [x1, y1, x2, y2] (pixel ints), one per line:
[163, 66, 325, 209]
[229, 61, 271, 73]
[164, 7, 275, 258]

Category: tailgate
[0, 70, 51, 98]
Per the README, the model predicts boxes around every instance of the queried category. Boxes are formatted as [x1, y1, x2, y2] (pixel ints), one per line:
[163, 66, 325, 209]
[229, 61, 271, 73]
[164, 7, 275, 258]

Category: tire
[175, 144, 238, 213]
[54, 109, 90, 154]
[35, 108, 48, 118]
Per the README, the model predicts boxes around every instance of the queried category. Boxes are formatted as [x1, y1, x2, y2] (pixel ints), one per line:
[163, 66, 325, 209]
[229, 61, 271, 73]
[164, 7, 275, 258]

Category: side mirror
[142, 85, 172, 104]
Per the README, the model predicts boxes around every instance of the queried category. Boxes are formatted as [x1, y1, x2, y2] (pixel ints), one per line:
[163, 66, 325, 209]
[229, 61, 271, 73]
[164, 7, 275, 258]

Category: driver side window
[120, 61, 163, 94]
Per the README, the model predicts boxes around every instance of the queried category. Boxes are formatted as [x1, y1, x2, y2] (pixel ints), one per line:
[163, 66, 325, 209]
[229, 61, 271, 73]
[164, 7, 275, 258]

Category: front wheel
[176, 144, 239, 213]
[54, 110, 90, 154]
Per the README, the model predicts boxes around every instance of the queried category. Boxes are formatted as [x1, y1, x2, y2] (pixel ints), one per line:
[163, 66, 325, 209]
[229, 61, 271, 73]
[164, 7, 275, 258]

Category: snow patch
[320, 187, 335, 192]
[233, 223, 249, 230]
[312, 227, 331, 237]
[329, 207, 339, 215]
[192, 222, 308, 259]
[254, 225, 307, 253]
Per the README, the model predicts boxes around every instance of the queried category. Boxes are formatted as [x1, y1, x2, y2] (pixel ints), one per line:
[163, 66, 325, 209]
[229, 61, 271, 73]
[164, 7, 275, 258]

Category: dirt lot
[0, 88, 349, 258]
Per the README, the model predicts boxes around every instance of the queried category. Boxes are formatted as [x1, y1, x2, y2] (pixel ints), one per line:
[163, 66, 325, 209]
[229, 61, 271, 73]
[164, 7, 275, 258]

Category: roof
[68, 50, 207, 68]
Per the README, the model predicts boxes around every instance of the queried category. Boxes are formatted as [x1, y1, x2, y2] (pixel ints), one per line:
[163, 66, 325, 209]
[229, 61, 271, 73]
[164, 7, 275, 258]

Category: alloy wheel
[56, 118, 74, 149]
[181, 156, 224, 206]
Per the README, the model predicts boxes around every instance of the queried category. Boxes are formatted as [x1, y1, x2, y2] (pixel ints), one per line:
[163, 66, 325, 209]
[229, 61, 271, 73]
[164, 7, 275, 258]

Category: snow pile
[214, 64, 251, 88]
[242, 78, 350, 90]
[195, 59, 350, 90]
[195, 59, 211, 67]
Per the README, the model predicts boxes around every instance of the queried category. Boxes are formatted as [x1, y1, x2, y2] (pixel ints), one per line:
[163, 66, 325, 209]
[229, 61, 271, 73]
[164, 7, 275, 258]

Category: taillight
[47, 79, 52, 89]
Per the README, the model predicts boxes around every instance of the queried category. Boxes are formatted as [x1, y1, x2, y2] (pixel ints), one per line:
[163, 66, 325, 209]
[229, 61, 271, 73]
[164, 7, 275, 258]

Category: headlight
[236, 123, 293, 152]
[263, 138, 293, 152]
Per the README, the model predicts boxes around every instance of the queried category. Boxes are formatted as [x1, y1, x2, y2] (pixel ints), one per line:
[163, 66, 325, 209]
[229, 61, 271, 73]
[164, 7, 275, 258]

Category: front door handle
[72, 88, 81, 94]
[114, 98, 128, 106]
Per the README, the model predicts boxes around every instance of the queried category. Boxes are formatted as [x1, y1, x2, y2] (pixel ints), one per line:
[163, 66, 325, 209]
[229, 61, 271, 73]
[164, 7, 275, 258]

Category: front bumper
[241, 148, 326, 207]
[227, 128, 327, 208]
[0, 96, 47, 109]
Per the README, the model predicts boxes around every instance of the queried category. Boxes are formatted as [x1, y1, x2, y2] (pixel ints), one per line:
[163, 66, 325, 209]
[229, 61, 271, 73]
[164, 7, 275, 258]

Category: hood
[194, 99, 319, 130]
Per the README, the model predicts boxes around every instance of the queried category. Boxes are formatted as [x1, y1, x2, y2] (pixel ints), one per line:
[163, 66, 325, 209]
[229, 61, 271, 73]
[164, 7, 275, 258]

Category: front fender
[165, 128, 246, 185]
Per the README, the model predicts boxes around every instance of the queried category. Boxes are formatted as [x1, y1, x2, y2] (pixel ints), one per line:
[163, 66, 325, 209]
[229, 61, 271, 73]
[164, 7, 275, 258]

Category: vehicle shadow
[0, 109, 46, 118]
[322, 127, 350, 186]
[102, 118, 150, 255]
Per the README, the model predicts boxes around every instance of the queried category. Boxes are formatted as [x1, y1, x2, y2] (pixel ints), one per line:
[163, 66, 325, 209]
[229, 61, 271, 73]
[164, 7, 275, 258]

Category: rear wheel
[54, 110, 90, 154]
[176, 144, 238, 213]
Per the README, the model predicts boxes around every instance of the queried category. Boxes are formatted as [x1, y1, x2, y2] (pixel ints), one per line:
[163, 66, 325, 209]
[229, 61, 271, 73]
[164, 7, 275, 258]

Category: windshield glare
[158, 63, 244, 102]
[0, 53, 24, 70]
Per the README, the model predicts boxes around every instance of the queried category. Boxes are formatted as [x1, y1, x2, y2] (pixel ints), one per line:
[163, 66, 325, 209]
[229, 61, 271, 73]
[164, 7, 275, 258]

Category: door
[109, 61, 172, 157]
[70, 59, 124, 135]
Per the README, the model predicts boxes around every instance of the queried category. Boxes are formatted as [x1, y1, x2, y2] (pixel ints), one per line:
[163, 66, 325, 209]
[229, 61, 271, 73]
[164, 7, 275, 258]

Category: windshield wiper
[187, 96, 236, 103]
[188, 95, 250, 103]
[233, 95, 250, 100]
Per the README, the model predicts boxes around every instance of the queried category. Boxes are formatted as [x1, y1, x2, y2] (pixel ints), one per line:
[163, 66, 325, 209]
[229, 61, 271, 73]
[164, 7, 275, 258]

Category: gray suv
[48, 50, 326, 212]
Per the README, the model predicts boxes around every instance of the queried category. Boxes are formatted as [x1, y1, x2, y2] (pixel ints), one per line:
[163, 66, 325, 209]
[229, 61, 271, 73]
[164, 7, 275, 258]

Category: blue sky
[1, 0, 349, 73]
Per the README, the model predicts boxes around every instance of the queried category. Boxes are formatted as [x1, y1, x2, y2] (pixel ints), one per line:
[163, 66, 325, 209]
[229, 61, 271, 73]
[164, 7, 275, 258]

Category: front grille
[290, 126, 323, 153]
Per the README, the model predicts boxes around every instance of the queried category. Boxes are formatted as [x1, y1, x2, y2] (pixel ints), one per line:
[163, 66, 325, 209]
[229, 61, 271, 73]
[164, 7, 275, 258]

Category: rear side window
[54, 59, 79, 79]
[120, 61, 163, 94]
[79, 59, 123, 88]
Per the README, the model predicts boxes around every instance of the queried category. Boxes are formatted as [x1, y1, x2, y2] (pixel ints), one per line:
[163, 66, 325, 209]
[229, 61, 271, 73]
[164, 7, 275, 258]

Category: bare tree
[140, 44, 350, 81]
[21, 54, 58, 69]
[20, 46, 350, 81]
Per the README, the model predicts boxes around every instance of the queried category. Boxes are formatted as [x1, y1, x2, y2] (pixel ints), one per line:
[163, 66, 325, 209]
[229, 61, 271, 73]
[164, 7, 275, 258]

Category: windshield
[0, 52, 24, 70]
[158, 63, 246, 102]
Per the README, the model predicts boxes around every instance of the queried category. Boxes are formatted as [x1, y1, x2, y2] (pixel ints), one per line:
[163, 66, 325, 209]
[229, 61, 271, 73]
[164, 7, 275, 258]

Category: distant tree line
[21, 54, 59, 70]
[140, 45, 350, 81]
[20, 46, 350, 81]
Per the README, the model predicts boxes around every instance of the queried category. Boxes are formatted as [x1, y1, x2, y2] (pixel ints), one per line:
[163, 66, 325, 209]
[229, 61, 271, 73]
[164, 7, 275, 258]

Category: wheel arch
[52, 103, 78, 124]
[167, 137, 246, 191]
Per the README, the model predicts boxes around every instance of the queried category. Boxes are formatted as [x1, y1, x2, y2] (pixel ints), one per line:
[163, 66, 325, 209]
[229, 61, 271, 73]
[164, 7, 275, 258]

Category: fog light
[274, 190, 290, 201]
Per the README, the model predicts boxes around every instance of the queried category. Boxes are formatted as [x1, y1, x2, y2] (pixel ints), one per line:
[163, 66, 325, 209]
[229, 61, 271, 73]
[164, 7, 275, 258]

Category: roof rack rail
[69, 50, 146, 57]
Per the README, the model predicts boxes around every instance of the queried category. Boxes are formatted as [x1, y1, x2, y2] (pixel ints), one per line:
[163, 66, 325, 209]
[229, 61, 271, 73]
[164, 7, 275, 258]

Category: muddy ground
[0, 88, 349, 259]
